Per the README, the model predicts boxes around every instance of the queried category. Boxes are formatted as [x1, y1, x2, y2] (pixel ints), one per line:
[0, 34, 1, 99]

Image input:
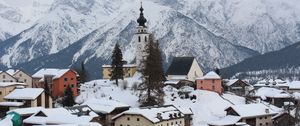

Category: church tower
[136, 3, 150, 70]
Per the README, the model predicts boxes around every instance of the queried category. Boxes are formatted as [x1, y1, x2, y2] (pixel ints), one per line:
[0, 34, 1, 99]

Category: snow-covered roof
[82, 98, 130, 114]
[168, 75, 187, 80]
[254, 79, 288, 87]
[224, 79, 239, 86]
[208, 115, 241, 126]
[4, 88, 44, 100]
[197, 71, 221, 80]
[102, 64, 137, 68]
[0, 101, 24, 107]
[23, 108, 95, 125]
[175, 106, 193, 115]
[6, 69, 18, 76]
[178, 86, 194, 93]
[32, 68, 71, 79]
[252, 87, 291, 99]
[0, 82, 27, 87]
[288, 81, 300, 89]
[8, 107, 43, 115]
[112, 105, 183, 123]
[226, 104, 277, 118]
[164, 80, 180, 85]
[33, 122, 102, 126]
[0, 114, 13, 126]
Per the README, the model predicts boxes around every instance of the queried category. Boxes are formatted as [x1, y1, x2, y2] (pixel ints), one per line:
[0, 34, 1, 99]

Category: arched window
[145, 36, 147, 42]
[138, 36, 141, 42]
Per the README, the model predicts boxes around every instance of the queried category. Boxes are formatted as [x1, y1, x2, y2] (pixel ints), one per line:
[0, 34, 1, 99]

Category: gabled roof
[32, 68, 72, 79]
[166, 57, 195, 75]
[4, 88, 44, 100]
[226, 104, 277, 118]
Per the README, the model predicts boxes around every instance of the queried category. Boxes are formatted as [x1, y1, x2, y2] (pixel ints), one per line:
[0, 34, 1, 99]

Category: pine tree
[138, 34, 165, 107]
[110, 43, 124, 86]
[43, 76, 51, 96]
[62, 85, 75, 107]
[78, 61, 88, 83]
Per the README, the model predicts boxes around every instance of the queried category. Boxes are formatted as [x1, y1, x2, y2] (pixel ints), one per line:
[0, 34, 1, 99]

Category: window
[64, 78, 68, 82]
[138, 36, 141, 42]
[265, 116, 267, 119]
[71, 84, 74, 88]
[266, 122, 269, 125]
[71, 78, 74, 80]
[259, 123, 262, 126]
[64, 85, 66, 87]
[19, 74, 22, 77]
[212, 85, 215, 90]
[24, 79, 27, 82]
[127, 117, 130, 121]
[145, 36, 147, 42]
[120, 125, 122, 126]
[2, 75, 5, 79]
[180, 121, 182, 124]
[171, 122, 173, 125]
[212, 80, 215, 83]
[0, 91, 2, 95]
[259, 117, 262, 120]
[137, 118, 140, 121]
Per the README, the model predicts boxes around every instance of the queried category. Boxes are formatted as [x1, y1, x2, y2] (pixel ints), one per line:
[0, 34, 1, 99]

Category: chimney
[265, 109, 269, 113]
[157, 113, 162, 120]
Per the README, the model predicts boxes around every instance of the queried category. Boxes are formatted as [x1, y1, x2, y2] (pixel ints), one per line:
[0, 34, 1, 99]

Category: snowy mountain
[0, 0, 300, 78]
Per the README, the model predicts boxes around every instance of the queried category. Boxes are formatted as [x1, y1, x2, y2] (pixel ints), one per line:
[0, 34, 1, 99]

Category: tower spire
[137, 1, 147, 27]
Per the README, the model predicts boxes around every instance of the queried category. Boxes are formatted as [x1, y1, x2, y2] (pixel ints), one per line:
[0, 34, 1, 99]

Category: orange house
[196, 71, 222, 94]
[32, 69, 78, 98]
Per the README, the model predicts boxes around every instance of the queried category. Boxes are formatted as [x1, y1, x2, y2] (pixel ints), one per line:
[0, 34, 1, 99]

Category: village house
[196, 71, 222, 94]
[166, 57, 203, 82]
[287, 81, 300, 93]
[0, 71, 17, 82]
[22, 107, 100, 126]
[223, 79, 252, 96]
[32, 68, 78, 98]
[0, 82, 27, 102]
[102, 64, 137, 79]
[253, 79, 289, 90]
[272, 112, 296, 126]
[0, 88, 52, 112]
[248, 87, 293, 108]
[7, 107, 44, 122]
[82, 98, 130, 126]
[6, 69, 33, 87]
[225, 104, 277, 126]
[112, 105, 186, 126]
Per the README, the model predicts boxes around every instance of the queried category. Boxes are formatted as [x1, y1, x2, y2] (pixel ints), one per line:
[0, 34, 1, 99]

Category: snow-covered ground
[77, 75, 280, 126]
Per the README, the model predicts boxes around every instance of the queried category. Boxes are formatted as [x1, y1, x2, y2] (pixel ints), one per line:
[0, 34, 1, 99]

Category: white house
[166, 57, 203, 81]
[0, 88, 52, 110]
[6, 69, 33, 87]
[225, 104, 278, 126]
[113, 105, 186, 126]
[0, 71, 17, 83]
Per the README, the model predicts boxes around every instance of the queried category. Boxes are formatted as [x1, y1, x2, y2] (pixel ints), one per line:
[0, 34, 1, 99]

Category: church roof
[166, 57, 195, 76]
